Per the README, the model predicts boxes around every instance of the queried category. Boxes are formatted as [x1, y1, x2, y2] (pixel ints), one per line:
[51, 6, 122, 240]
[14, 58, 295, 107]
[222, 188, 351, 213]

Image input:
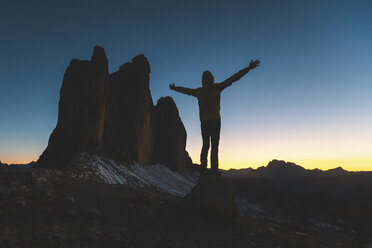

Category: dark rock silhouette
[153, 97, 192, 171]
[38, 46, 108, 169]
[222, 159, 372, 197]
[37, 46, 191, 170]
[323, 166, 350, 177]
[100, 54, 154, 165]
[257, 159, 307, 178]
[181, 174, 237, 222]
[223, 159, 352, 179]
[7, 162, 36, 168]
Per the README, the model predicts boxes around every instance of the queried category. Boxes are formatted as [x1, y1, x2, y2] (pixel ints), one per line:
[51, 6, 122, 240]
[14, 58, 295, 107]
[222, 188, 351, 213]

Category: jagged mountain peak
[91, 46, 108, 65]
[131, 54, 151, 73]
[324, 166, 350, 176]
[153, 96, 190, 171]
[326, 166, 345, 172]
[156, 96, 180, 117]
[266, 159, 305, 170]
[37, 46, 191, 171]
[223, 160, 354, 179]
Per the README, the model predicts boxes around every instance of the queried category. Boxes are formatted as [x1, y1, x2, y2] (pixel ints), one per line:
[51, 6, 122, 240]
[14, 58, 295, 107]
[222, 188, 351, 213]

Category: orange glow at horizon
[1, 154, 39, 165]
[1, 158, 38, 165]
[2, 152, 372, 171]
[216, 158, 372, 172]
[2, 125, 372, 171]
[3, 155, 372, 171]
[185, 120, 372, 171]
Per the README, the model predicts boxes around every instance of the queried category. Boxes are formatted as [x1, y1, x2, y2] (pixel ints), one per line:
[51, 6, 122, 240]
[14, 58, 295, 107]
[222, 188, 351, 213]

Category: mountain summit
[37, 46, 192, 171]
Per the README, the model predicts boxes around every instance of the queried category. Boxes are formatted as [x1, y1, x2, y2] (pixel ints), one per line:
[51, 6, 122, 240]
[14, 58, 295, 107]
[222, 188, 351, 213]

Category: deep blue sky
[1, 0, 371, 169]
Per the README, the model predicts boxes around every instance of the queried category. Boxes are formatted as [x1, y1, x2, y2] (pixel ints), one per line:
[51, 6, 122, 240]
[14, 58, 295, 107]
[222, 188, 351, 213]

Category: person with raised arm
[170, 59, 260, 175]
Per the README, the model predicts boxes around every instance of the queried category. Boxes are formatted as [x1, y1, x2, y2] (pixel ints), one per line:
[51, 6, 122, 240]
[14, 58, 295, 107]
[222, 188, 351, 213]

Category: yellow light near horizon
[291, 158, 372, 171]
[3, 154, 372, 171]
[185, 122, 372, 171]
[186, 139, 372, 171]
[215, 158, 372, 171]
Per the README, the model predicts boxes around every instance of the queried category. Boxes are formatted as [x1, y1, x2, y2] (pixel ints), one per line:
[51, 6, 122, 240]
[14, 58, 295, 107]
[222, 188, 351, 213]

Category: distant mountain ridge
[223, 159, 372, 197]
[0, 161, 35, 168]
[222, 159, 356, 178]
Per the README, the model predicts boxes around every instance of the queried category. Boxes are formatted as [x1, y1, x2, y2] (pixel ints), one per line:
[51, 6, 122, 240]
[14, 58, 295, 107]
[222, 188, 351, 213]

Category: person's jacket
[173, 81, 232, 121]
[172, 66, 253, 121]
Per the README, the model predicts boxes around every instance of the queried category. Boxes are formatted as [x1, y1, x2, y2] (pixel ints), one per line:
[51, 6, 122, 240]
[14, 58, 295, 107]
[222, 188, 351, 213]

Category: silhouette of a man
[170, 60, 260, 175]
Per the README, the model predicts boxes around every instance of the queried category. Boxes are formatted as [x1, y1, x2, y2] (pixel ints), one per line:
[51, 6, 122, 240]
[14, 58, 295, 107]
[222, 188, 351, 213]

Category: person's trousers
[200, 118, 221, 172]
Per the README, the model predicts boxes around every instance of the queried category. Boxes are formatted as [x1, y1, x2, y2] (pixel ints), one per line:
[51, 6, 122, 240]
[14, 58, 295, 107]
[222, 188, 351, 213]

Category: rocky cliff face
[37, 47, 108, 169]
[37, 46, 192, 171]
[153, 97, 192, 172]
[100, 54, 154, 166]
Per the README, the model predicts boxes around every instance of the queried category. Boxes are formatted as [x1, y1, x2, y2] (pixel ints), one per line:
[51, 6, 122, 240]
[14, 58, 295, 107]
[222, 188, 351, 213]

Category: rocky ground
[0, 167, 369, 248]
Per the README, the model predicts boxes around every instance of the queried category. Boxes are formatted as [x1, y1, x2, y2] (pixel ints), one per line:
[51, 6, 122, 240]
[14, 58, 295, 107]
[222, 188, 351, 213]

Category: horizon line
[2, 157, 372, 172]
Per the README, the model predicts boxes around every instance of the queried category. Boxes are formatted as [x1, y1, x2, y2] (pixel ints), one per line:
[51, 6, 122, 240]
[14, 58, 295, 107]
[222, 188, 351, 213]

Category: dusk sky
[1, 0, 371, 170]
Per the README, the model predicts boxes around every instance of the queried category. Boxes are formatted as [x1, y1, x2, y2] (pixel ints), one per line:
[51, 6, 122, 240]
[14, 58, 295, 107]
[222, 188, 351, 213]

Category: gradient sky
[0, 0, 371, 170]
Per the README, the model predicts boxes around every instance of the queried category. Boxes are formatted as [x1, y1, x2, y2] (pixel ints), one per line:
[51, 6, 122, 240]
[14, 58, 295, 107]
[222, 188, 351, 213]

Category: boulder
[182, 174, 237, 222]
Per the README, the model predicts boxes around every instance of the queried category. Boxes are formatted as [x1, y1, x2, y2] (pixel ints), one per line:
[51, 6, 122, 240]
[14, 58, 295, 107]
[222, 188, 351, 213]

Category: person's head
[202, 71, 214, 87]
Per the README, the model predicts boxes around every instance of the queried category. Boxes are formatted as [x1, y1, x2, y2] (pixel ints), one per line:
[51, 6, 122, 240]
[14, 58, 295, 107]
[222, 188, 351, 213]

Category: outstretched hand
[169, 83, 176, 90]
[249, 59, 260, 70]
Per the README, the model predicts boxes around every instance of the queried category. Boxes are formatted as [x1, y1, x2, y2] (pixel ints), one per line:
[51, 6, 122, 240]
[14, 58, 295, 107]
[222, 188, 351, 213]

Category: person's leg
[200, 120, 210, 172]
[210, 118, 221, 173]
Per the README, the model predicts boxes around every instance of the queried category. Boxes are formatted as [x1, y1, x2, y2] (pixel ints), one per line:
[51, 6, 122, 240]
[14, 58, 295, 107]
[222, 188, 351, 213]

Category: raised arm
[216, 59, 260, 91]
[169, 83, 197, 97]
